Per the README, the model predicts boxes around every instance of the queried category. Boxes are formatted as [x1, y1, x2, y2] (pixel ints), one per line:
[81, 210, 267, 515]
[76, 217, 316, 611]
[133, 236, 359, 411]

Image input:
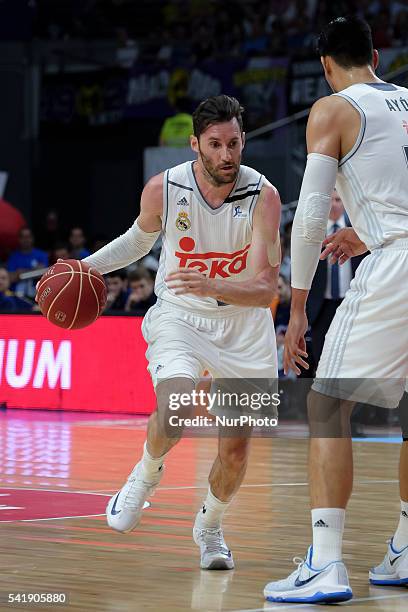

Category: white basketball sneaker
[106, 460, 164, 533]
[264, 546, 353, 603]
[369, 538, 408, 585]
[193, 526, 235, 570]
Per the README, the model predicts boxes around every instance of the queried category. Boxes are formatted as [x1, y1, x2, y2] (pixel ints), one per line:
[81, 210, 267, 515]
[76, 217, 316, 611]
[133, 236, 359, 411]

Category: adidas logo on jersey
[177, 197, 189, 206]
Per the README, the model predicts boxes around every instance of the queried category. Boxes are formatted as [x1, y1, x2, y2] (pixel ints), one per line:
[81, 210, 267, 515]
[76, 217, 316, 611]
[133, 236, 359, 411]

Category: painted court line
[84, 478, 399, 495]
[0, 514, 107, 523]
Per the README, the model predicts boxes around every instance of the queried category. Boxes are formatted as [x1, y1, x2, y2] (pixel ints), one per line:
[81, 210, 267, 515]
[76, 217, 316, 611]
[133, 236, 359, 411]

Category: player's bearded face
[197, 120, 244, 186]
[199, 147, 240, 185]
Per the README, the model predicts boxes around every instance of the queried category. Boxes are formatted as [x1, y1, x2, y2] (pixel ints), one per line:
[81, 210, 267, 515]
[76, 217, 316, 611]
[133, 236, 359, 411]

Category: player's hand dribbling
[166, 268, 212, 297]
[320, 227, 368, 265]
[283, 311, 309, 375]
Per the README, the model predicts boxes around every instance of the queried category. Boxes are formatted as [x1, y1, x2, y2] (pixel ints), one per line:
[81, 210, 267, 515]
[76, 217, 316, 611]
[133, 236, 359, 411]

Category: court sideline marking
[85, 479, 399, 494]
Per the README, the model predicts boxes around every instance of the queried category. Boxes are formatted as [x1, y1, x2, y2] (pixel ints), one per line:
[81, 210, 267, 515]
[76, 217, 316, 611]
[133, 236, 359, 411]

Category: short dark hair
[128, 268, 152, 283]
[317, 16, 373, 69]
[107, 269, 127, 281]
[192, 95, 244, 138]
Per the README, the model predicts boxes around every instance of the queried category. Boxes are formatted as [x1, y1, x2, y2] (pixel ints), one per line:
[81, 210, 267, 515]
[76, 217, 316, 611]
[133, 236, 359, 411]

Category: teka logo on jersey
[174, 237, 250, 278]
[0, 339, 71, 390]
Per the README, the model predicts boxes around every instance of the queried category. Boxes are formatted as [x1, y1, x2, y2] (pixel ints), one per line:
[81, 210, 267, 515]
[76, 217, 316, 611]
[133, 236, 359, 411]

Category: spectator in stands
[36, 209, 62, 253]
[105, 269, 129, 311]
[69, 227, 90, 259]
[125, 268, 156, 315]
[159, 97, 193, 147]
[191, 23, 216, 62]
[394, 6, 408, 44]
[0, 266, 34, 312]
[242, 15, 269, 55]
[7, 227, 48, 300]
[49, 242, 70, 265]
[370, 0, 407, 21]
[281, 0, 316, 24]
[371, 9, 393, 47]
[157, 29, 174, 63]
[91, 234, 109, 254]
[116, 27, 139, 68]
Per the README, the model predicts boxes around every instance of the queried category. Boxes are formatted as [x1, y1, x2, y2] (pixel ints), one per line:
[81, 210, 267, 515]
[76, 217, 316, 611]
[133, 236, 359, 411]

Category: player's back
[334, 82, 408, 249]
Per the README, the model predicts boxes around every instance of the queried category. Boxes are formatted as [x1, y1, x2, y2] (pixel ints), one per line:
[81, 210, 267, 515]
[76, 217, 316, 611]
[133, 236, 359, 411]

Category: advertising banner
[0, 315, 156, 413]
[41, 57, 288, 128]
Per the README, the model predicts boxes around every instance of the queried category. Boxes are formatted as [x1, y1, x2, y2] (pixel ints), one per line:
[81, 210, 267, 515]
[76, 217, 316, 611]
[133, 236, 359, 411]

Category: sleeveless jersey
[334, 82, 408, 250]
[155, 161, 265, 314]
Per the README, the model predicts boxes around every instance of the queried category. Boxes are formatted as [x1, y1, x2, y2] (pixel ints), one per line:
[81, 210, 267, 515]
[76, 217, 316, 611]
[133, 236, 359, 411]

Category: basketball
[36, 259, 107, 329]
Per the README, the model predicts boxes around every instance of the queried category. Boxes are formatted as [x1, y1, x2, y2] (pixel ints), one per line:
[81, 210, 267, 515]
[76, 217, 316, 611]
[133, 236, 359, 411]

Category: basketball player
[83, 95, 281, 569]
[264, 16, 408, 603]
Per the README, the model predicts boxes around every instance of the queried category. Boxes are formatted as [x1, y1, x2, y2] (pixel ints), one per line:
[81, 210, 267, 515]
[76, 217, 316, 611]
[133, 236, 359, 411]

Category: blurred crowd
[0, 207, 158, 316]
[36, 0, 408, 60]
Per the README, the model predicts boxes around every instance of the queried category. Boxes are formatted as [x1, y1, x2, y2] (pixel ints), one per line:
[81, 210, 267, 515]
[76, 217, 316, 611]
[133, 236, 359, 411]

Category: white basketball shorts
[141, 299, 278, 387]
[314, 239, 408, 408]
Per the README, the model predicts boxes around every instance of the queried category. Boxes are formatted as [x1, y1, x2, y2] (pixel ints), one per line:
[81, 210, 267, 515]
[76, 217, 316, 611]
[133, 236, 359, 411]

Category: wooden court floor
[1, 409, 407, 612]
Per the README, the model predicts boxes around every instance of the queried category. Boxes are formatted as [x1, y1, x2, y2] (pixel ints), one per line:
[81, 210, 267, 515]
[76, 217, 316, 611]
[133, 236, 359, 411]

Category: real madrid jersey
[334, 82, 408, 250]
[154, 160, 265, 313]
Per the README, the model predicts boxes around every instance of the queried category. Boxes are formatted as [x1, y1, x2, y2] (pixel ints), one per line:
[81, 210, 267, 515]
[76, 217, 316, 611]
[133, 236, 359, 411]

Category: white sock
[194, 488, 230, 529]
[140, 441, 165, 482]
[311, 508, 345, 569]
[392, 500, 408, 551]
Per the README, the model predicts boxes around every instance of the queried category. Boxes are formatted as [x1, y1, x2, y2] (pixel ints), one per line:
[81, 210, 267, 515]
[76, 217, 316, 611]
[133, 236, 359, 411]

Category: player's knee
[148, 409, 181, 441]
[307, 390, 354, 438]
[219, 439, 250, 470]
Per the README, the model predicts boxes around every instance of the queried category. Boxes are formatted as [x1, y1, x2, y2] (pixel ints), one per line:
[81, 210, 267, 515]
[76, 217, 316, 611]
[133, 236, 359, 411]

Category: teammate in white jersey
[83, 95, 281, 569]
[264, 16, 408, 603]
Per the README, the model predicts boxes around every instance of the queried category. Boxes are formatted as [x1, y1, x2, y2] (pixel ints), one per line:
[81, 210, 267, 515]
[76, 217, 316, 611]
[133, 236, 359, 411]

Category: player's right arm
[284, 96, 348, 374]
[83, 173, 164, 274]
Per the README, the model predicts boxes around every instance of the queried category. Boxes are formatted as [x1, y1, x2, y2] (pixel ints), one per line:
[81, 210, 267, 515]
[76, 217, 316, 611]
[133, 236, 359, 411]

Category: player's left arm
[166, 183, 281, 307]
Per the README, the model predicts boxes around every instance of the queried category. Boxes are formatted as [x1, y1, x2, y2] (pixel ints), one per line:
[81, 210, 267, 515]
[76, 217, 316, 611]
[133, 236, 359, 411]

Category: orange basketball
[36, 259, 107, 330]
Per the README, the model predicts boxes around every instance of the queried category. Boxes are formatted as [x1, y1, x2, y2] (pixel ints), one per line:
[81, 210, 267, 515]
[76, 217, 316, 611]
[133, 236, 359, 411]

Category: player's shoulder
[144, 172, 164, 196]
[238, 163, 265, 188]
[308, 94, 352, 131]
[310, 94, 351, 117]
[166, 160, 192, 178]
[237, 165, 280, 200]
[141, 172, 164, 215]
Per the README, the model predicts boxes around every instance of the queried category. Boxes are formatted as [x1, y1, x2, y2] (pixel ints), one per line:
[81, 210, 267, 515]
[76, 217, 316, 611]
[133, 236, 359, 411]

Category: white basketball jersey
[334, 82, 408, 249]
[155, 161, 265, 313]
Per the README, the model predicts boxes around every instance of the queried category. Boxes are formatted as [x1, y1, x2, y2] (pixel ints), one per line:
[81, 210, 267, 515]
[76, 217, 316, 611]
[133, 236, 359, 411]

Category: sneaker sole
[370, 577, 408, 586]
[265, 589, 353, 604]
[201, 559, 235, 570]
